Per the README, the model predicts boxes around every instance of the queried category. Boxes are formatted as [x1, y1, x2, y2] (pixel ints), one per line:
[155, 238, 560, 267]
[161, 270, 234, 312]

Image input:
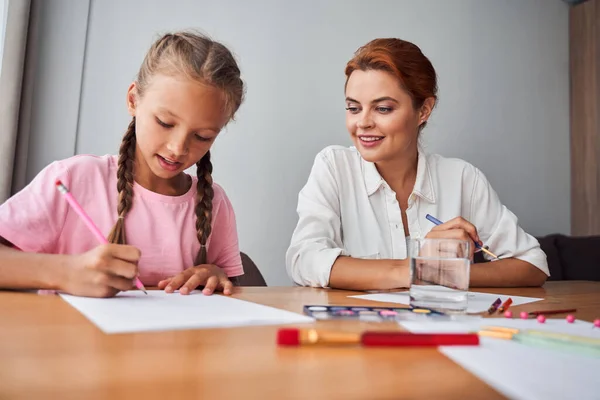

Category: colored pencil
[479, 326, 600, 357]
[55, 180, 147, 294]
[487, 298, 502, 314]
[498, 298, 513, 313]
[425, 214, 499, 259]
[528, 308, 577, 316]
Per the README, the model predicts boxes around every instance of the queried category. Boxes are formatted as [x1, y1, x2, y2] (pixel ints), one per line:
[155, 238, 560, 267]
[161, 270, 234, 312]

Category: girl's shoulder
[37, 154, 117, 184]
[28, 154, 117, 189]
[55, 154, 117, 175]
[209, 182, 234, 212]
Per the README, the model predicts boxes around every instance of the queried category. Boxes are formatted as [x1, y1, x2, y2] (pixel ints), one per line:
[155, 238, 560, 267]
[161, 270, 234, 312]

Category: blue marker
[425, 214, 444, 226]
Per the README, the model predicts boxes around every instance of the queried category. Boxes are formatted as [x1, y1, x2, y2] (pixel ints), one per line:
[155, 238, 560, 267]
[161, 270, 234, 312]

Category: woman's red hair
[345, 38, 438, 111]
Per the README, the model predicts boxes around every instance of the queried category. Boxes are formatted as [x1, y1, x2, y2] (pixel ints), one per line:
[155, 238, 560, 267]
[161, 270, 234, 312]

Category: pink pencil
[55, 180, 147, 294]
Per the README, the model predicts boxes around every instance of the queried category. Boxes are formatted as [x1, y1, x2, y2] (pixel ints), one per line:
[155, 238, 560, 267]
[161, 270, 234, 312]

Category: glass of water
[408, 238, 471, 313]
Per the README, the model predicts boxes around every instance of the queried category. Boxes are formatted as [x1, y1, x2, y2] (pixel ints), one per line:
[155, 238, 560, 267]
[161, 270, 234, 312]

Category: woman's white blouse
[286, 145, 549, 287]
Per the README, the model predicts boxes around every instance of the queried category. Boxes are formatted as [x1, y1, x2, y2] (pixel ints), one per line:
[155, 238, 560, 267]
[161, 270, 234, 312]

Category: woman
[286, 38, 548, 290]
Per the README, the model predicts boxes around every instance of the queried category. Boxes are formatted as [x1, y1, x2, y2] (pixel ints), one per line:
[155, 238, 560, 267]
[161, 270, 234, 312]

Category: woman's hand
[424, 216, 482, 259]
[157, 264, 233, 295]
[415, 217, 481, 289]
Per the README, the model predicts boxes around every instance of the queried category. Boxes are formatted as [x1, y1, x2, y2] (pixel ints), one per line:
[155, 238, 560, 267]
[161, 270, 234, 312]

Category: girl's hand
[157, 264, 233, 296]
[64, 244, 141, 298]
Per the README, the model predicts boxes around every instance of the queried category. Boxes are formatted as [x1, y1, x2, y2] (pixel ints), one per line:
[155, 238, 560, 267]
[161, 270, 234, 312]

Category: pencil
[55, 180, 147, 294]
[479, 326, 600, 357]
[425, 214, 499, 259]
[528, 308, 577, 316]
[487, 298, 502, 314]
[498, 298, 513, 313]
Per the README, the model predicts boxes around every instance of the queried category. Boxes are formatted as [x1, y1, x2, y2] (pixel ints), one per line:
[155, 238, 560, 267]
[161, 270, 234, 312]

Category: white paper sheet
[349, 290, 543, 313]
[60, 291, 314, 334]
[399, 318, 600, 400]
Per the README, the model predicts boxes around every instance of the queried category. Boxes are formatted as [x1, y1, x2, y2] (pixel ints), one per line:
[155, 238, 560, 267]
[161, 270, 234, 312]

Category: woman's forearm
[328, 256, 547, 290]
[469, 258, 547, 287]
[328, 256, 410, 291]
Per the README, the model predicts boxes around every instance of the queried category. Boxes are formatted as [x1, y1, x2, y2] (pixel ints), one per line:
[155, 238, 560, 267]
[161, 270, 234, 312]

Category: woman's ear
[418, 97, 436, 125]
[126, 82, 138, 117]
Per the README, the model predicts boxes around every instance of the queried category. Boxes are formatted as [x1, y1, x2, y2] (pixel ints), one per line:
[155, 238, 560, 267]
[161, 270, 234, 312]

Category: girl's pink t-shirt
[0, 154, 244, 285]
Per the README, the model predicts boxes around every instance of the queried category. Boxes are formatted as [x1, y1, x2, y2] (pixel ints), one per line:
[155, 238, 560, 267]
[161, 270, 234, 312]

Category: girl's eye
[376, 107, 393, 113]
[156, 117, 174, 128]
[345, 106, 360, 114]
[194, 134, 211, 142]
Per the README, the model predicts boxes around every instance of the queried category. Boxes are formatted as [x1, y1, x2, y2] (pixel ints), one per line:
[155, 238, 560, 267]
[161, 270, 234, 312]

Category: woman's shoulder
[424, 152, 493, 195]
[424, 152, 482, 179]
[314, 145, 364, 169]
[317, 144, 360, 158]
[425, 152, 477, 170]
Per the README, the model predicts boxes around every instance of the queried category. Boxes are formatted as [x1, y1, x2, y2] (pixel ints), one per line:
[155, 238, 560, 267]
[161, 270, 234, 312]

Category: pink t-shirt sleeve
[207, 184, 244, 277]
[0, 161, 71, 253]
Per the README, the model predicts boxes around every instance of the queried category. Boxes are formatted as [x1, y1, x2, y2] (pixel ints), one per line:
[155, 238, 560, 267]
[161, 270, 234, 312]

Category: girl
[286, 38, 549, 290]
[0, 31, 245, 298]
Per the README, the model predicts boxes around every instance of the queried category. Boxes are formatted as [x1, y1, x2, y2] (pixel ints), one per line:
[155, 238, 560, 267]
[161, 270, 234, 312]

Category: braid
[194, 151, 214, 265]
[107, 118, 137, 244]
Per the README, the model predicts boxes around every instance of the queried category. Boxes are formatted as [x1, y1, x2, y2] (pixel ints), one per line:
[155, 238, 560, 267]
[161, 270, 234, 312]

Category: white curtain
[0, 1, 8, 74]
[0, 0, 31, 202]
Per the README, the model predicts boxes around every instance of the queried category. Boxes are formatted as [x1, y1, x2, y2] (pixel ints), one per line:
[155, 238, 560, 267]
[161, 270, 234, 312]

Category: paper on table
[399, 318, 600, 400]
[60, 291, 314, 334]
[349, 290, 542, 313]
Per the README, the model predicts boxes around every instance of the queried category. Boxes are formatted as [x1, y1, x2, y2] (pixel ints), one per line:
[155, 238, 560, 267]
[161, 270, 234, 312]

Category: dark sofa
[473, 234, 600, 281]
[536, 234, 600, 281]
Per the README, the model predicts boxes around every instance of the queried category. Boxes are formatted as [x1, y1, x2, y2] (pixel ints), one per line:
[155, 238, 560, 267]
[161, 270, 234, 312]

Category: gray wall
[25, 0, 570, 285]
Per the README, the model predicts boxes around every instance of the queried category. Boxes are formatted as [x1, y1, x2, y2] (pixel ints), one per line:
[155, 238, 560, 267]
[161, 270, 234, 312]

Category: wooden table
[1, 281, 599, 399]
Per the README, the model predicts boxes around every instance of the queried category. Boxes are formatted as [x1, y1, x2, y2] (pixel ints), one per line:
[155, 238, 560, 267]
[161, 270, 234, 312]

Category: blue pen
[425, 214, 499, 259]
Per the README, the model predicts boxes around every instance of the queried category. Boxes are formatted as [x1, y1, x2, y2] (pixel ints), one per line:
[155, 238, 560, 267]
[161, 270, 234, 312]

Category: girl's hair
[345, 38, 438, 131]
[107, 31, 245, 266]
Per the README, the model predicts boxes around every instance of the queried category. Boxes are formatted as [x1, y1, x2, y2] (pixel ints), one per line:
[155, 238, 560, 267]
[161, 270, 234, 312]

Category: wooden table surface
[1, 281, 599, 400]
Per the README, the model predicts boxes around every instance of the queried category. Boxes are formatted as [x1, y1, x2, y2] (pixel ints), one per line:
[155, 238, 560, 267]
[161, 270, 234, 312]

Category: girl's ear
[418, 97, 436, 125]
[126, 82, 138, 117]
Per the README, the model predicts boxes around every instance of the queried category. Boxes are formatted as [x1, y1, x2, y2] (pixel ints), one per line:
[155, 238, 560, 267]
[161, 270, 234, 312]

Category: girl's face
[345, 69, 429, 164]
[127, 74, 229, 186]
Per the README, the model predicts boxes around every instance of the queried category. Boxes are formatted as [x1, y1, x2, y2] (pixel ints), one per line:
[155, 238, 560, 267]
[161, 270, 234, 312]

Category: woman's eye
[345, 106, 360, 114]
[376, 107, 393, 113]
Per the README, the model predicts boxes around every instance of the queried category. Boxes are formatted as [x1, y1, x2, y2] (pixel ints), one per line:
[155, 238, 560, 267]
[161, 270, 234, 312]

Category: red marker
[277, 328, 480, 347]
[498, 298, 513, 313]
